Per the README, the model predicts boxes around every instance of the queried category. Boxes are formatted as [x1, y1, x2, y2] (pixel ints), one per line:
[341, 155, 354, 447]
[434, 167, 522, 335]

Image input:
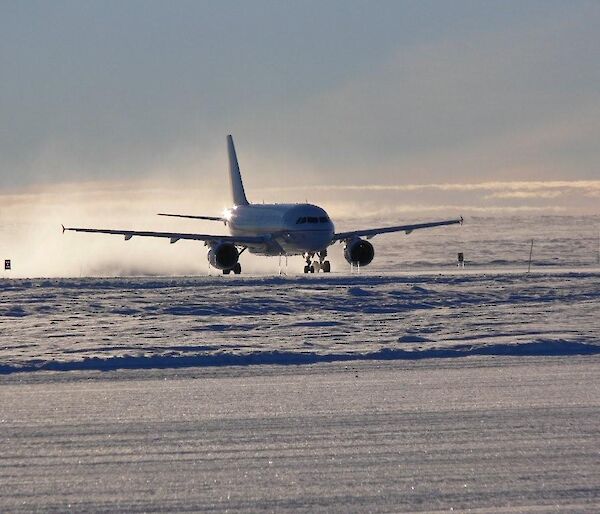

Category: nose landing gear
[303, 251, 331, 273]
[303, 253, 314, 273]
[223, 263, 242, 275]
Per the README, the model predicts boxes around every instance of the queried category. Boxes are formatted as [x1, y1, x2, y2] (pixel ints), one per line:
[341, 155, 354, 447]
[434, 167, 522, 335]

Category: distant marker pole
[527, 239, 534, 273]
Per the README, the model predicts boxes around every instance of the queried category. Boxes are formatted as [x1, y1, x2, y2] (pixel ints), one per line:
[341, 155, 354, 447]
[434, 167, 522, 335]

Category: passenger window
[296, 217, 307, 224]
[319, 217, 328, 223]
[307, 217, 318, 223]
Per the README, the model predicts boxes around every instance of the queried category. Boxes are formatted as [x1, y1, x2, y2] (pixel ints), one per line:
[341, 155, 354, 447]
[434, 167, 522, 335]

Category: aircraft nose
[313, 227, 334, 249]
[288, 228, 332, 250]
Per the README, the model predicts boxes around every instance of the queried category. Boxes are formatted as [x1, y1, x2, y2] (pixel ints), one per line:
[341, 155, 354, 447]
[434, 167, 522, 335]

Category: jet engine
[343, 238, 374, 266]
[208, 242, 239, 270]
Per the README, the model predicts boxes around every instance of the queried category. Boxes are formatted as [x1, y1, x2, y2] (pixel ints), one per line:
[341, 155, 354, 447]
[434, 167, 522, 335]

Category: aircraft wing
[62, 225, 265, 245]
[332, 217, 463, 242]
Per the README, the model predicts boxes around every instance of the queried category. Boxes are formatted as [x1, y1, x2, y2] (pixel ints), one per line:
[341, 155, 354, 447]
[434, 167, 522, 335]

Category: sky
[1, 1, 600, 275]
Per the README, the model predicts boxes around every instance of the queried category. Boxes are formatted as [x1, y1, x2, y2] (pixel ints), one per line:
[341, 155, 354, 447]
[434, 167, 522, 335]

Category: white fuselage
[227, 203, 335, 256]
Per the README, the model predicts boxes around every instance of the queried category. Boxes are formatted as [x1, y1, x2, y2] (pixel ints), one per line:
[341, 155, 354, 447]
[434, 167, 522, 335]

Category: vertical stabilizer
[227, 135, 249, 206]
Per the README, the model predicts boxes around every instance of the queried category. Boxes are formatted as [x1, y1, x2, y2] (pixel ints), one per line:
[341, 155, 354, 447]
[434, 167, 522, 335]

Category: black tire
[309, 265, 315, 273]
[304, 265, 310, 274]
[233, 263, 242, 275]
[223, 269, 231, 275]
[322, 260, 331, 273]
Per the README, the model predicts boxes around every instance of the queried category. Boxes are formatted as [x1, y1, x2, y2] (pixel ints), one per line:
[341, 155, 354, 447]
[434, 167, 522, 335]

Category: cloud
[244, 4, 600, 186]
[483, 191, 564, 200]
[259, 180, 600, 217]
[262, 180, 600, 193]
[2, 2, 600, 194]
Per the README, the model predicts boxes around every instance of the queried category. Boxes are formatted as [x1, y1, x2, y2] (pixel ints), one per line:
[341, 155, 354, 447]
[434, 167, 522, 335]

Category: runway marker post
[527, 240, 534, 273]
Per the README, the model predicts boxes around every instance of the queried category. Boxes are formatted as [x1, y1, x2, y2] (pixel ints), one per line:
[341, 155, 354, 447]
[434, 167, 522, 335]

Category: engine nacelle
[343, 238, 374, 266]
[208, 242, 239, 270]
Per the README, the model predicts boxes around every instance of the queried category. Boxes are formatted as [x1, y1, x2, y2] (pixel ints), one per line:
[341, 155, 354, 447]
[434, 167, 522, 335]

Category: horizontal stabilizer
[158, 213, 225, 222]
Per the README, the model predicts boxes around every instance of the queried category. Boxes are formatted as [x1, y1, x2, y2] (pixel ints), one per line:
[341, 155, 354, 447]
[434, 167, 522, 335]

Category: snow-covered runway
[1, 271, 599, 372]
[1, 271, 599, 511]
[1, 357, 599, 512]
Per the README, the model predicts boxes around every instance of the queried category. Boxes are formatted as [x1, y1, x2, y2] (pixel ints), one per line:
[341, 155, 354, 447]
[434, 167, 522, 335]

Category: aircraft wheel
[303, 265, 310, 274]
[309, 265, 315, 273]
[223, 269, 231, 275]
[322, 260, 331, 273]
[233, 263, 242, 275]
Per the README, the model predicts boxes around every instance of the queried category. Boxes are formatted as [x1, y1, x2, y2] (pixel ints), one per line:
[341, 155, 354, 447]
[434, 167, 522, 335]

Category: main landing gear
[303, 250, 331, 273]
[223, 263, 242, 275]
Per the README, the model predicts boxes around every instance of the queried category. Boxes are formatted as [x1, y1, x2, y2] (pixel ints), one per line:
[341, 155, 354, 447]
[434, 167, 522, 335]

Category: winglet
[227, 135, 250, 206]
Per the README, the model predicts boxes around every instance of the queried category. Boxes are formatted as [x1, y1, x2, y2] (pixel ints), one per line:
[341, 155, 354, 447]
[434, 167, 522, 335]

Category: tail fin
[226, 135, 249, 206]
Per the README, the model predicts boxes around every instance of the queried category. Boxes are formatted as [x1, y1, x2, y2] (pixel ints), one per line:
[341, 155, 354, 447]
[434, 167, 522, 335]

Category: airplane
[63, 135, 463, 274]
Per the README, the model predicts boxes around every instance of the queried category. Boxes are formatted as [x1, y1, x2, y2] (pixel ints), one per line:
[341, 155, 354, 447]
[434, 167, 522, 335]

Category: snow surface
[1, 270, 599, 511]
[1, 271, 598, 373]
[0, 358, 598, 512]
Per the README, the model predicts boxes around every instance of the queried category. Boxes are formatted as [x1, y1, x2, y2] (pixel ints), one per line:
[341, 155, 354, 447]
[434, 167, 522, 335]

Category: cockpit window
[297, 215, 329, 224]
